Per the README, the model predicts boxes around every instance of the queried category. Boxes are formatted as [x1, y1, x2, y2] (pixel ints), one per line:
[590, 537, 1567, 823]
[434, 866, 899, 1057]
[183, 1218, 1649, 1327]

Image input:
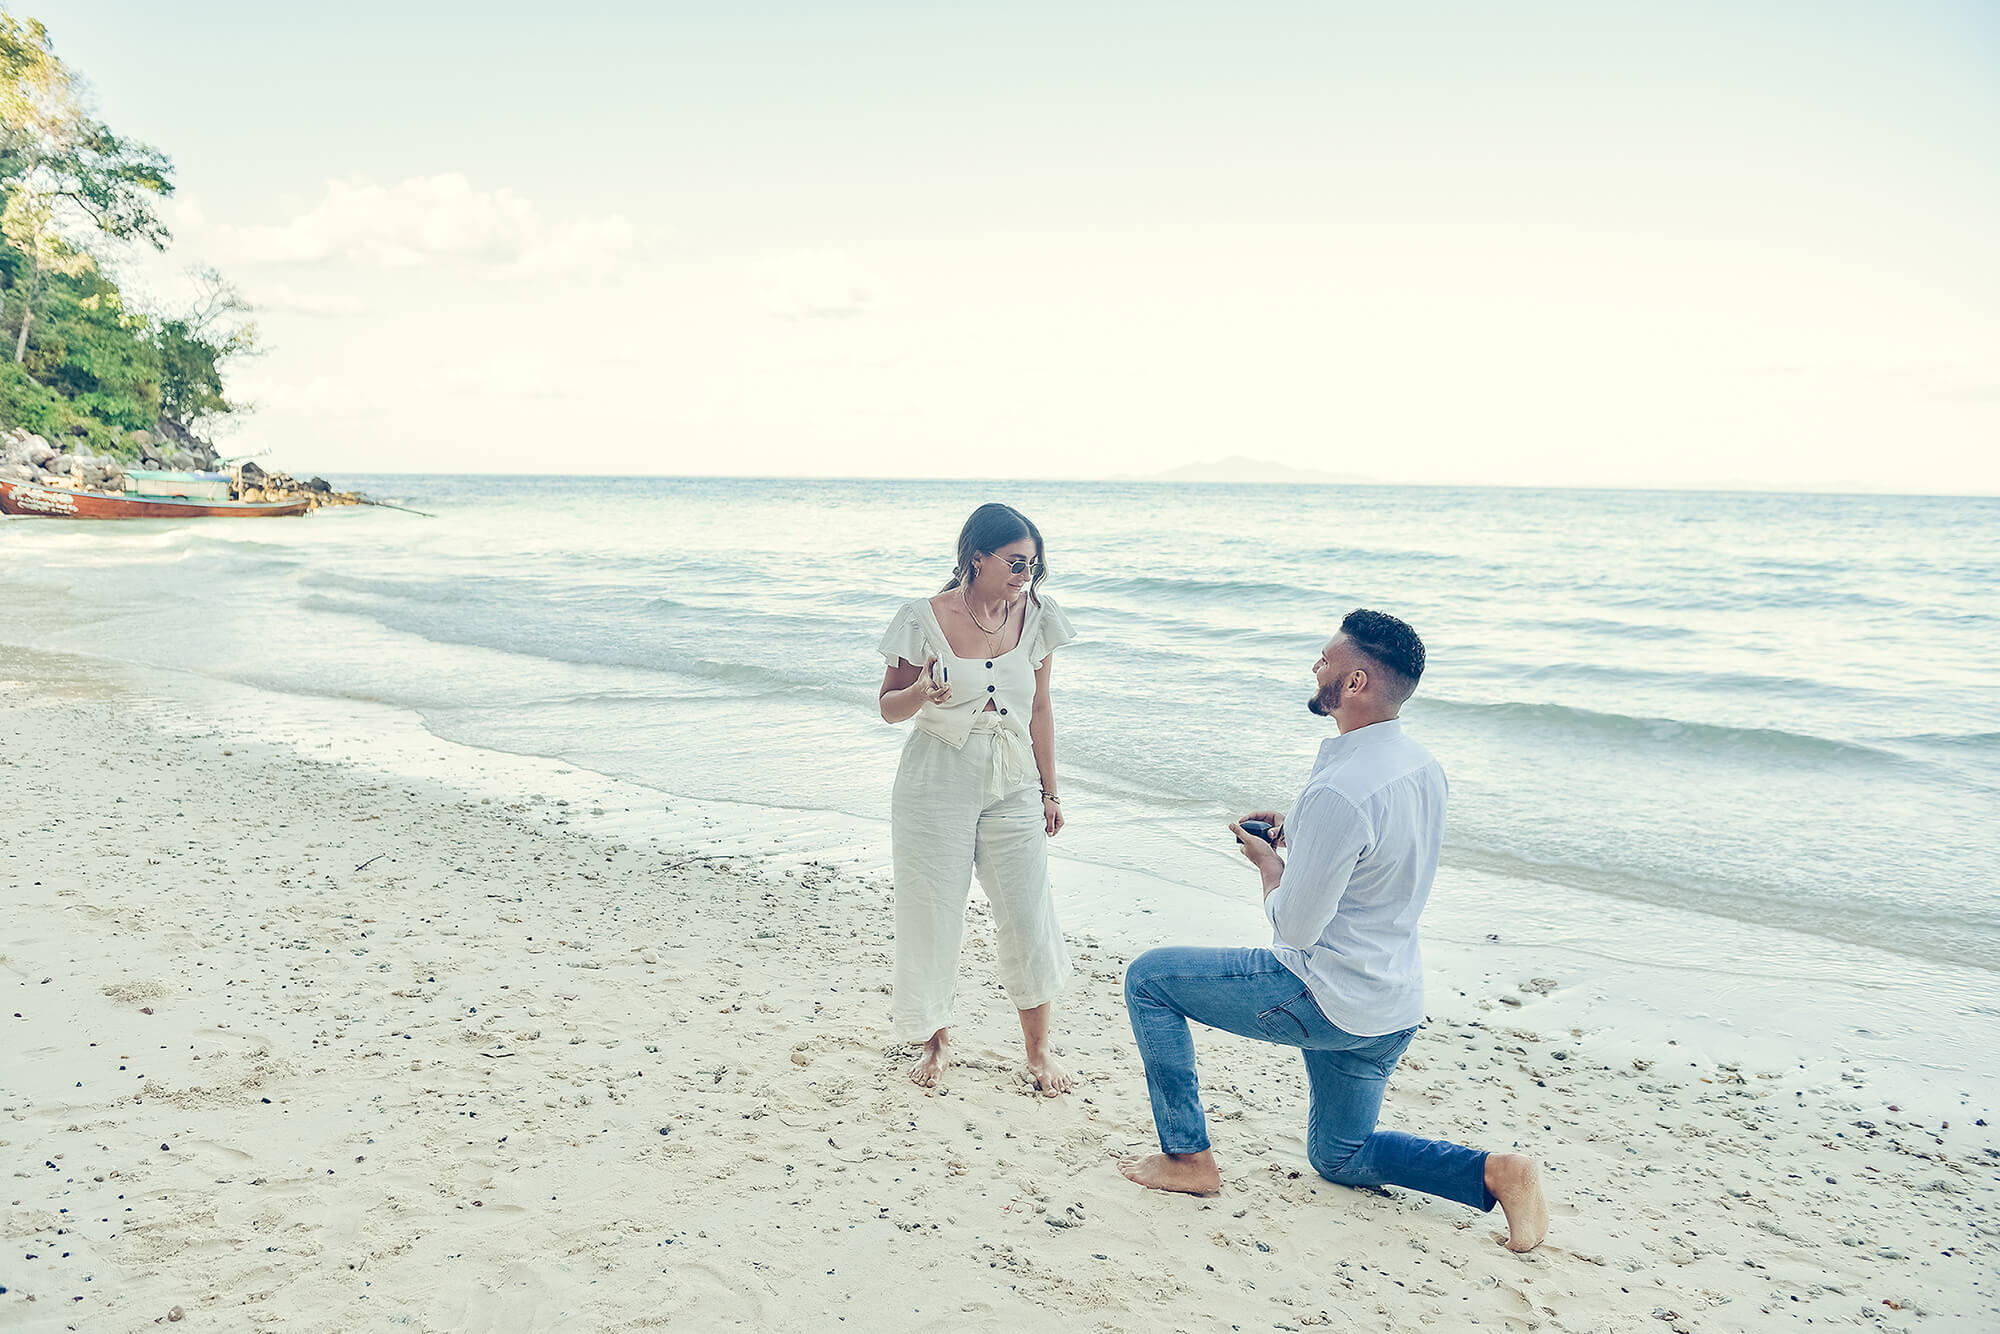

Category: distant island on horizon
[290, 468, 1994, 499]
[1120, 456, 1381, 486]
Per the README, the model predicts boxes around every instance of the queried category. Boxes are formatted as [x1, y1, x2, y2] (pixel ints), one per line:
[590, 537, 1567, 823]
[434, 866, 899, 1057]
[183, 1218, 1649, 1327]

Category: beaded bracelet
[1041, 791, 1061, 803]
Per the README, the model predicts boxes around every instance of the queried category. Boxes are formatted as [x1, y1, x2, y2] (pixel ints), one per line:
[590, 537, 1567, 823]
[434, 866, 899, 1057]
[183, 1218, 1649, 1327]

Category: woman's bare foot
[1014, 1002, 1072, 1095]
[1485, 1153, 1548, 1252]
[1118, 1150, 1222, 1196]
[1022, 1052, 1073, 1096]
[909, 1028, 949, 1089]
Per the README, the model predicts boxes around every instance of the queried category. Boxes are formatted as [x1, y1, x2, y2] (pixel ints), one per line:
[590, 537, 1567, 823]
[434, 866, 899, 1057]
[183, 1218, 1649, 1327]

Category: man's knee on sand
[1307, 1137, 1373, 1187]
[1123, 947, 1172, 1012]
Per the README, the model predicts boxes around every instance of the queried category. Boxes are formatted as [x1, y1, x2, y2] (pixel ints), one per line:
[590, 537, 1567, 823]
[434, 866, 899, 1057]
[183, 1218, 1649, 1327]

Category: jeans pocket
[1253, 990, 1320, 1045]
[1365, 1026, 1418, 1072]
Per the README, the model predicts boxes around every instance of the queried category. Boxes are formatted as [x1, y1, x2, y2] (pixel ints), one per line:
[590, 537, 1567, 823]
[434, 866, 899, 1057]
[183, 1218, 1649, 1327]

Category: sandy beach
[4, 643, 1996, 1333]
[5, 0, 1996, 1324]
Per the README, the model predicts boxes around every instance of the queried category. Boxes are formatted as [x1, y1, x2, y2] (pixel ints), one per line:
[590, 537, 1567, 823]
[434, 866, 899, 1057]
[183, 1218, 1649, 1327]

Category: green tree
[155, 267, 257, 434]
[0, 11, 253, 456]
[1, 11, 173, 363]
[35, 263, 161, 428]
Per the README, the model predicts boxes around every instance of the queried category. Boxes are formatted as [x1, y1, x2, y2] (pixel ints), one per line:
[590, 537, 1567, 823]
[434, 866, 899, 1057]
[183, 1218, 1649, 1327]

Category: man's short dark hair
[1341, 608, 1425, 702]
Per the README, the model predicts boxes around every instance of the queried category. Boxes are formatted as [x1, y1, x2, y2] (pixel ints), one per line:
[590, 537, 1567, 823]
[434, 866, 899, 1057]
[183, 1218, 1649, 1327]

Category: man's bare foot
[1118, 1151, 1222, 1196]
[1022, 1051, 1073, 1096]
[909, 1028, 949, 1089]
[1485, 1153, 1548, 1252]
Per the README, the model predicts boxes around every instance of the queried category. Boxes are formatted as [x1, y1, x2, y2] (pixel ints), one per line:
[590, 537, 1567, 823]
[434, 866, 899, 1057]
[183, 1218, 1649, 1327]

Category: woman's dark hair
[942, 503, 1046, 604]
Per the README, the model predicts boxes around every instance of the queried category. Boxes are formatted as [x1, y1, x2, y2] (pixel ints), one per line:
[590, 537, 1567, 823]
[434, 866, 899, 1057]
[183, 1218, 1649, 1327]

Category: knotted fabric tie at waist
[966, 711, 1036, 803]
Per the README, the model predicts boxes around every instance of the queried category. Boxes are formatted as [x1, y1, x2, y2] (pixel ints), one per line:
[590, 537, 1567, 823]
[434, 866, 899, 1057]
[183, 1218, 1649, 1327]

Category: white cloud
[220, 175, 635, 275]
[752, 251, 875, 320]
[229, 373, 352, 420]
[162, 194, 207, 231]
[443, 363, 579, 401]
[251, 283, 366, 317]
[513, 215, 638, 276]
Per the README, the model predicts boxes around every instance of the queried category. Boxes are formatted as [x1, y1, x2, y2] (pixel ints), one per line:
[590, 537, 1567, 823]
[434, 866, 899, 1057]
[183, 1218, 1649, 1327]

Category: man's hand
[1239, 810, 1286, 848]
[1228, 819, 1286, 898]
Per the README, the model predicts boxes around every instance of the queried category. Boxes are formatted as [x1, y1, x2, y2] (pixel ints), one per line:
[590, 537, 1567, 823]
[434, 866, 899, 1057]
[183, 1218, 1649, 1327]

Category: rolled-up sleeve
[1264, 787, 1370, 949]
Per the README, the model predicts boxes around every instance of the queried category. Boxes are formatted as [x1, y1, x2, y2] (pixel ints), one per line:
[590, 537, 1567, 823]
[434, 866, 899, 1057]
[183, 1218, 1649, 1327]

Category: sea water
[5, 478, 1997, 1066]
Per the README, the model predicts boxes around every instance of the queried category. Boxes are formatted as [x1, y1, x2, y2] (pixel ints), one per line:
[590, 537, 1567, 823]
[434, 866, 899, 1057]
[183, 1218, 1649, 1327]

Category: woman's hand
[879, 656, 951, 723]
[911, 655, 952, 707]
[1043, 795, 1064, 837]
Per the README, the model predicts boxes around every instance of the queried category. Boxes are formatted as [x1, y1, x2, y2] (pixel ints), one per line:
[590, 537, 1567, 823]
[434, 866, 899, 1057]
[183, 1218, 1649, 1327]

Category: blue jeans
[1124, 945, 1495, 1212]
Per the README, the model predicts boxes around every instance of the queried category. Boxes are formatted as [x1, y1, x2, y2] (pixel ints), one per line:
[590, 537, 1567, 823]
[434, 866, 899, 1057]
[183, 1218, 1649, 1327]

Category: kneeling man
[1119, 609, 1548, 1251]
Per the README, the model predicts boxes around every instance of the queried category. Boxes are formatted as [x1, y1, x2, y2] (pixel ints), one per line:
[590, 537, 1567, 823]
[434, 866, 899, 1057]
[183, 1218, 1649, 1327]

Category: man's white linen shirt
[1265, 718, 1448, 1037]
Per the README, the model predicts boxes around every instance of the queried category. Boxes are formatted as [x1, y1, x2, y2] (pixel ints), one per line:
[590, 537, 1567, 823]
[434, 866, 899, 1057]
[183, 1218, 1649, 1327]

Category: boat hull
[0, 480, 312, 519]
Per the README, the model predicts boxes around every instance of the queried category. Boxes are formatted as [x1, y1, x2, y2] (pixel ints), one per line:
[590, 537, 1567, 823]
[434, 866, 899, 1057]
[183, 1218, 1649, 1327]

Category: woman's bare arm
[1031, 656, 1063, 834]
[881, 657, 945, 723]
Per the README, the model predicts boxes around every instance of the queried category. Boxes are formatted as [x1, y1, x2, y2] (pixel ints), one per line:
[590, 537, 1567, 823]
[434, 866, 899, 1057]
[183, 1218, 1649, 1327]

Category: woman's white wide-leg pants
[890, 725, 1071, 1042]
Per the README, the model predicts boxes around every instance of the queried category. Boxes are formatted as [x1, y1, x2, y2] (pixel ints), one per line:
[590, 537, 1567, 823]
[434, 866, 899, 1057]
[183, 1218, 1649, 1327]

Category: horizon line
[297, 472, 2000, 502]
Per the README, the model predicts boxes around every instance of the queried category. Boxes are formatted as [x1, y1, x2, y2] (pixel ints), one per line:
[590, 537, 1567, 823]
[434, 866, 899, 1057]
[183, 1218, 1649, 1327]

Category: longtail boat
[0, 478, 312, 519]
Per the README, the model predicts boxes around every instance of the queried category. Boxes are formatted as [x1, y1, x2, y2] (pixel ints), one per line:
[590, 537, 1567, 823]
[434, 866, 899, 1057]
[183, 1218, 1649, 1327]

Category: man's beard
[1308, 679, 1342, 717]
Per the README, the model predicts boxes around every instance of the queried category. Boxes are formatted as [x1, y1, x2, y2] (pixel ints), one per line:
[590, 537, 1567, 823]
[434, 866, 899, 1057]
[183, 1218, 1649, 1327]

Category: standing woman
[878, 503, 1078, 1094]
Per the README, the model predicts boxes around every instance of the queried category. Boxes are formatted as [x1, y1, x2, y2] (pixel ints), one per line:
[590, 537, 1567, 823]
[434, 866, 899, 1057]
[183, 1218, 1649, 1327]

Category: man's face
[1308, 636, 1351, 717]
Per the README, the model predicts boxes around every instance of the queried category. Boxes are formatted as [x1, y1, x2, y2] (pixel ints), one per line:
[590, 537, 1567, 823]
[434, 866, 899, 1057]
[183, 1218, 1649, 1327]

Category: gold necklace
[962, 586, 1008, 654]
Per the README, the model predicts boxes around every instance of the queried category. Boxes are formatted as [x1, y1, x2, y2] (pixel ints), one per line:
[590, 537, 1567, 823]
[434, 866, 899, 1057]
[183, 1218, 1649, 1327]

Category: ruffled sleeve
[877, 599, 930, 669]
[1030, 595, 1077, 666]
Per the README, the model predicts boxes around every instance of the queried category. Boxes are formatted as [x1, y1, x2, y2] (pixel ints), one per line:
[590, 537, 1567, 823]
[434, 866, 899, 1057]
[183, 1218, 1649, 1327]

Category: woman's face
[974, 539, 1040, 599]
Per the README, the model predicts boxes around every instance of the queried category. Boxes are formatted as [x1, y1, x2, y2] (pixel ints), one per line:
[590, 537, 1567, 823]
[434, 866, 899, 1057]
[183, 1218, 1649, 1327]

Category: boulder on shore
[0, 423, 365, 512]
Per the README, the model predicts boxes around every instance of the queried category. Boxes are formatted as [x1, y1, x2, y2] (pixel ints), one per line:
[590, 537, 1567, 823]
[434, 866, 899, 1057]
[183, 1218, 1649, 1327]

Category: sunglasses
[988, 555, 1042, 575]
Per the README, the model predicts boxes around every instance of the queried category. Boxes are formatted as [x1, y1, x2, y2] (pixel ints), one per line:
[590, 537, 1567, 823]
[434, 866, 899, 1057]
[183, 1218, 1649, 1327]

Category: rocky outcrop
[2, 426, 362, 510]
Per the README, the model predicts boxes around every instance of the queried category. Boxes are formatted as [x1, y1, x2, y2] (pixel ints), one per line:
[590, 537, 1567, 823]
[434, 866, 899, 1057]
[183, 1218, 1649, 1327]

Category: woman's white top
[878, 593, 1077, 758]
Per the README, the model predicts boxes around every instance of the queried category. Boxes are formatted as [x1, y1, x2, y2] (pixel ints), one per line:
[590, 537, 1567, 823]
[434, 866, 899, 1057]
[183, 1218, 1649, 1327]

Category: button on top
[985, 661, 993, 668]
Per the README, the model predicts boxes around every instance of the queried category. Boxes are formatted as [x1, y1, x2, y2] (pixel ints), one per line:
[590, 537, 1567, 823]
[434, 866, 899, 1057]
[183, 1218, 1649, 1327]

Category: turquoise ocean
[5, 478, 1997, 993]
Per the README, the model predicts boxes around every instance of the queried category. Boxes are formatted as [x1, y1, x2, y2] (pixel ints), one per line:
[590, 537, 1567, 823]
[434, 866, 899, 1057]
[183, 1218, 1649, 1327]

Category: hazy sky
[30, 0, 2000, 491]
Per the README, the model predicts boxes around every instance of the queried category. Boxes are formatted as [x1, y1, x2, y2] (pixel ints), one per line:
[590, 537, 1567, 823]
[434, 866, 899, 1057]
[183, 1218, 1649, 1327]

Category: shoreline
[4, 643, 1996, 1330]
[5, 482, 1995, 993]
[10, 627, 1998, 1116]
